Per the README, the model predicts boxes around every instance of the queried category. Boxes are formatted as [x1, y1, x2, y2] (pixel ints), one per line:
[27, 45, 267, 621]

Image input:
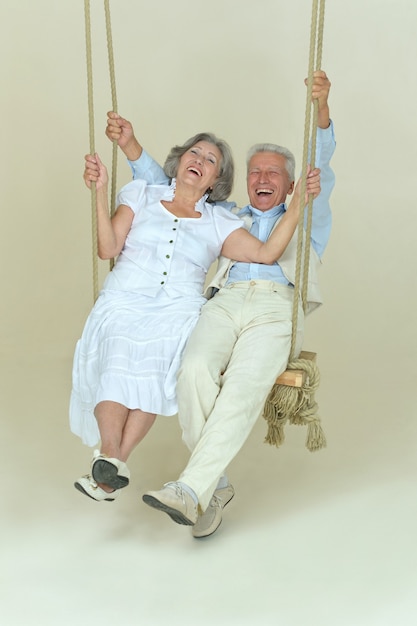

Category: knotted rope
[263, 0, 327, 452]
[84, 0, 118, 300]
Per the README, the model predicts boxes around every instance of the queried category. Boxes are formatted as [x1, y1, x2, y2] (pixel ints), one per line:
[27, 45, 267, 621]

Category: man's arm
[311, 70, 331, 130]
[128, 149, 169, 185]
[305, 71, 336, 257]
[105, 111, 169, 185]
[308, 121, 336, 257]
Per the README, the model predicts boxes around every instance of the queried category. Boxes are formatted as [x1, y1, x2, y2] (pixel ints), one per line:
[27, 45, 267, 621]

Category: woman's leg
[93, 401, 156, 491]
[94, 400, 129, 459]
[119, 409, 156, 461]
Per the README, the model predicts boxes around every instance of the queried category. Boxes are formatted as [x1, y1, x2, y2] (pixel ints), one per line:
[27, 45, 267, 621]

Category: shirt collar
[238, 203, 286, 218]
[168, 178, 209, 211]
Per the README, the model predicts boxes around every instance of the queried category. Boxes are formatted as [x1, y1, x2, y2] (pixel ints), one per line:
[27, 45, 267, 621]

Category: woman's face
[177, 141, 222, 194]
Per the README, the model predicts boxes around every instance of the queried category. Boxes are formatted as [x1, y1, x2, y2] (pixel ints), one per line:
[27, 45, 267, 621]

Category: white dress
[70, 179, 243, 446]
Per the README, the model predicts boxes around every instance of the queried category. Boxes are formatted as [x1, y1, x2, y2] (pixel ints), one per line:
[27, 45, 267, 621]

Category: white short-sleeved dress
[70, 179, 243, 446]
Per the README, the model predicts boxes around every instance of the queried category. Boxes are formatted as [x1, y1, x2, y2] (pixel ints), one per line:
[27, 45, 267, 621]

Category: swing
[83, 0, 327, 452]
[275, 350, 317, 387]
[262, 0, 327, 452]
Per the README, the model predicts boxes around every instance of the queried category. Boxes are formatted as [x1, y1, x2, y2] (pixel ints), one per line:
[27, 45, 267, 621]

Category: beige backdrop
[1, 1, 417, 625]
[1, 0, 416, 364]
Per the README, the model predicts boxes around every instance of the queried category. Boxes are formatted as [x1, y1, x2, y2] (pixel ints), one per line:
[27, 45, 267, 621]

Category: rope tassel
[263, 358, 327, 452]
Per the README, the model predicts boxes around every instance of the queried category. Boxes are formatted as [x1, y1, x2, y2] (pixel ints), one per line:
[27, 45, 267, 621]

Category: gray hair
[246, 143, 296, 182]
[163, 132, 234, 202]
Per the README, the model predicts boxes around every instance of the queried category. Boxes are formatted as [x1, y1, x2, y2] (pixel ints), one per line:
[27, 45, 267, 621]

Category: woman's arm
[220, 167, 321, 264]
[84, 153, 134, 260]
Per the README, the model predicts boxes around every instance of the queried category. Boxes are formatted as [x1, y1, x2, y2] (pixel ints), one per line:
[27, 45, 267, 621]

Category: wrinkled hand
[305, 70, 331, 106]
[305, 166, 321, 200]
[105, 111, 134, 148]
[293, 166, 321, 204]
[304, 70, 331, 128]
[84, 153, 108, 190]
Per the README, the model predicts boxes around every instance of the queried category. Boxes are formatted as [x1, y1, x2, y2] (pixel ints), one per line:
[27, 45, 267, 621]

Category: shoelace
[209, 494, 222, 509]
[164, 481, 186, 503]
[82, 473, 99, 489]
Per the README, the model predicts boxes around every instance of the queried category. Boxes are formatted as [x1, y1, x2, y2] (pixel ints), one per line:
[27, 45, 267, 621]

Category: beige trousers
[176, 280, 304, 510]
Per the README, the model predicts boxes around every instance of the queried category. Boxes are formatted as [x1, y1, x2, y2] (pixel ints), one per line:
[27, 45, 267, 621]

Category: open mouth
[187, 167, 202, 177]
[256, 188, 273, 196]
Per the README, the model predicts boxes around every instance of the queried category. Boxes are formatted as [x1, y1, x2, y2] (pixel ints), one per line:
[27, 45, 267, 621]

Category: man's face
[247, 152, 294, 212]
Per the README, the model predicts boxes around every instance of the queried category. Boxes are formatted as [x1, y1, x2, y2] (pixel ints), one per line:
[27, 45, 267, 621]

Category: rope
[302, 0, 326, 313]
[104, 0, 118, 271]
[84, 0, 98, 302]
[83, 0, 119, 298]
[289, 0, 325, 361]
[262, 0, 327, 452]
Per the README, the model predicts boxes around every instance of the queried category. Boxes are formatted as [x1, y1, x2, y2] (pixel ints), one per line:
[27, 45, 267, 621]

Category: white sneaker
[192, 484, 235, 538]
[91, 450, 130, 490]
[74, 474, 118, 501]
[142, 482, 198, 525]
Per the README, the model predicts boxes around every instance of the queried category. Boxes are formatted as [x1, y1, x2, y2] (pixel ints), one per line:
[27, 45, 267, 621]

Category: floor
[1, 342, 416, 626]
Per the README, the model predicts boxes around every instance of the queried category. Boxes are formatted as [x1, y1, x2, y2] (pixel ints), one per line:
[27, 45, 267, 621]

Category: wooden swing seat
[275, 350, 317, 388]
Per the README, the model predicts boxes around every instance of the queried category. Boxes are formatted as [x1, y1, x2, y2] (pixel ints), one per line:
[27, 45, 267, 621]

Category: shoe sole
[92, 459, 129, 490]
[192, 491, 235, 539]
[74, 481, 116, 502]
[142, 494, 195, 526]
[193, 517, 222, 539]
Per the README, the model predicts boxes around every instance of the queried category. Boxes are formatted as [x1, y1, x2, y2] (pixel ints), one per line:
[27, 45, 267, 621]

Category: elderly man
[106, 71, 336, 537]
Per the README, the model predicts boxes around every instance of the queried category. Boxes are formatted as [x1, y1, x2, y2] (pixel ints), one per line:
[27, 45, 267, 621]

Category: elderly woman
[72, 128, 318, 502]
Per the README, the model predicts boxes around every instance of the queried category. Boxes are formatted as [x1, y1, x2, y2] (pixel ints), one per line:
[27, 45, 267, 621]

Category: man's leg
[143, 282, 303, 525]
[176, 287, 246, 452]
[179, 282, 303, 511]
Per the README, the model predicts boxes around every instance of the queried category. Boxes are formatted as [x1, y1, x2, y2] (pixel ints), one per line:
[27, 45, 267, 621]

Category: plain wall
[1, 0, 416, 420]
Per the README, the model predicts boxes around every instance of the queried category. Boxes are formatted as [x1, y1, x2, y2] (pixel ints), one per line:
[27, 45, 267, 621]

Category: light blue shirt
[228, 203, 288, 284]
[128, 121, 336, 286]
